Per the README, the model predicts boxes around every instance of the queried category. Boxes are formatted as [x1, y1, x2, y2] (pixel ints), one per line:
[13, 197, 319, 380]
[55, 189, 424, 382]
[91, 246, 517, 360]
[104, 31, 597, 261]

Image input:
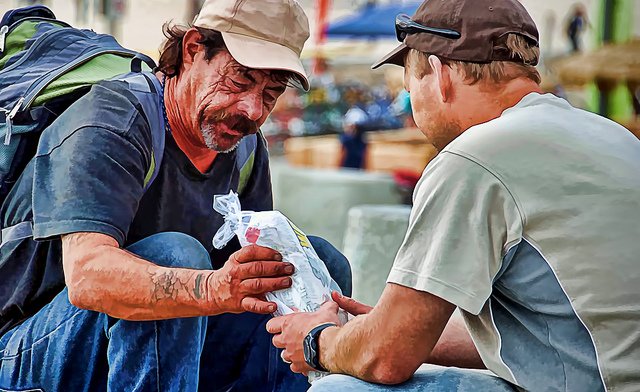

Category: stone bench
[342, 205, 412, 306]
[273, 167, 402, 251]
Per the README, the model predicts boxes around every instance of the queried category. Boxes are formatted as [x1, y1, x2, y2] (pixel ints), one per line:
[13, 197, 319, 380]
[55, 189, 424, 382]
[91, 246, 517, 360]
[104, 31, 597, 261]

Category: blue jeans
[309, 367, 516, 392]
[0, 232, 352, 392]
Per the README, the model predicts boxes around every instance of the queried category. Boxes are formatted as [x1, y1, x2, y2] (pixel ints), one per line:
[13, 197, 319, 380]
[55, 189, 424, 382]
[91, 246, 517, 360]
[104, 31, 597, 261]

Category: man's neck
[456, 79, 543, 133]
[158, 73, 218, 173]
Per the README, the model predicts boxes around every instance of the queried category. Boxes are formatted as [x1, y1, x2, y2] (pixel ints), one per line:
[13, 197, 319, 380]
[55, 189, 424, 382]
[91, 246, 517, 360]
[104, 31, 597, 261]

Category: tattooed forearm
[149, 269, 198, 302]
[61, 231, 214, 319]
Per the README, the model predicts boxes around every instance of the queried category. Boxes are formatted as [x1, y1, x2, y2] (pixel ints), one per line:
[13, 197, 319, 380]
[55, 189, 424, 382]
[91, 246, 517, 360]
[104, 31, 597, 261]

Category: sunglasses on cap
[395, 13, 461, 42]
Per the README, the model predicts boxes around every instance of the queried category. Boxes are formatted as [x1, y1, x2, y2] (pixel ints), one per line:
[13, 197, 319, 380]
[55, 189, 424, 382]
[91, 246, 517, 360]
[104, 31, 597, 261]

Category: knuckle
[251, 263, 264, 276]
[251, 279, 263, 292]
[247, 245, 257, 259]
[242, 298, 255, 312]
[229, 265, 239, 277]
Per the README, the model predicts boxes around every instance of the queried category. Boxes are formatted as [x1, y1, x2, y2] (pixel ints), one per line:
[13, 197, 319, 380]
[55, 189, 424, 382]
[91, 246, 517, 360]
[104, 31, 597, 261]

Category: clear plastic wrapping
[212, 191, 344, 317]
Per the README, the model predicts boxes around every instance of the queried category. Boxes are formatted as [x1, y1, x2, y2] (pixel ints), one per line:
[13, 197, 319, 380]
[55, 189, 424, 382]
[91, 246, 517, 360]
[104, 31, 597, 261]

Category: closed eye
[232, 79, 249, 89]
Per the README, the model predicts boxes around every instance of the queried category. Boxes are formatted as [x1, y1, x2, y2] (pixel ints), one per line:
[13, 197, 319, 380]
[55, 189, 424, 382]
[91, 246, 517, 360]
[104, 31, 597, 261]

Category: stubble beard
[201, 124, 242, 153]
[422, 110, 463, 151]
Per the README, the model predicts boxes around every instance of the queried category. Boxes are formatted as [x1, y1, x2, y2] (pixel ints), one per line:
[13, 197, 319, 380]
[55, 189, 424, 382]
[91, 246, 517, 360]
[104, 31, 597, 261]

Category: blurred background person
[566, 3, 589, 52]
[340, 100, 370, 169]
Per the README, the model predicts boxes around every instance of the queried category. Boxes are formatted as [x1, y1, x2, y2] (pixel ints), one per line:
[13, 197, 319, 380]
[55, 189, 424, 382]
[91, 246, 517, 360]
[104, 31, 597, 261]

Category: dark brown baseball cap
[372, 0, 539, 69]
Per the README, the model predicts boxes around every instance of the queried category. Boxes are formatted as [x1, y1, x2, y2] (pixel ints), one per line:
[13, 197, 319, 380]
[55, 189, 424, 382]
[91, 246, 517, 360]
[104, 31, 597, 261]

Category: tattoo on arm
[193, 274, 204, 299]
[149, 269, 205, 303]
[150, 270, 180, 301]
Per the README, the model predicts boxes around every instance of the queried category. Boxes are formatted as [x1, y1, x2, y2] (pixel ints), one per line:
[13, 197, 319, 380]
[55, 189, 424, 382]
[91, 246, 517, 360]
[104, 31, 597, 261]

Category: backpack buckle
[0, 25, 8, 53]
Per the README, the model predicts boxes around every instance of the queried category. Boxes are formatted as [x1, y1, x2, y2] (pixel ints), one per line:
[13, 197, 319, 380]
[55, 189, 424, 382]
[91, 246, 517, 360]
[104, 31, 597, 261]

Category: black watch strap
[304, 322, 337, 372]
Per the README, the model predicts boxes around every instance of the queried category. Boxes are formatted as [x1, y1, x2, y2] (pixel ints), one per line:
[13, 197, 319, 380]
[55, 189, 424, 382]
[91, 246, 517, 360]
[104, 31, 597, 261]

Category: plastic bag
[212, 191, 345, 317]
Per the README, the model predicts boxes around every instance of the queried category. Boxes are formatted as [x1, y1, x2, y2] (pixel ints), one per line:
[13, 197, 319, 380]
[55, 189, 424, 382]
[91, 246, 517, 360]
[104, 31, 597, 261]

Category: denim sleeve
[31, 124, 150, 246]
[238, 133, 273, 212]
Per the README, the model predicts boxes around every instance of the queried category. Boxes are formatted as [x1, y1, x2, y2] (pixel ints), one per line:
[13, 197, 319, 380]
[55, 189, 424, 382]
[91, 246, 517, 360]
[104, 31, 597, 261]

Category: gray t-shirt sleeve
[387, 151, 523, 315]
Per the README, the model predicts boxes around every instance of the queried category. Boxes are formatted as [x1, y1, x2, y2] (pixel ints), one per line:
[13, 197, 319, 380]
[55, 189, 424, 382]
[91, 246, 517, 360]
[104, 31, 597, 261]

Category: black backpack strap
[130, 54, 157, 73]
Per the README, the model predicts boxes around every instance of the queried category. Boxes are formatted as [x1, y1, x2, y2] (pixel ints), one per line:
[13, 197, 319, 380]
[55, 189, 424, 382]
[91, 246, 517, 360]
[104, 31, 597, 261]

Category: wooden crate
[283, 129, 438, 174]
[284, 136, 341, 168]
[365, 141, 437, 174]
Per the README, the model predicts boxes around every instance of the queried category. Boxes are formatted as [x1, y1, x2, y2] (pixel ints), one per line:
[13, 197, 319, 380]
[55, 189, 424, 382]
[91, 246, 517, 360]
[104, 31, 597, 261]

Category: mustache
[202, 111, 258, 135]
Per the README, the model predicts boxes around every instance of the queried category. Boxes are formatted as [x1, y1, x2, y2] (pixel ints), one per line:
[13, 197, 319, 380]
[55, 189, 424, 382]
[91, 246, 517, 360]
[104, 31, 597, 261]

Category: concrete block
[342, 205, 411, 306]
[273, 167, 402, 250]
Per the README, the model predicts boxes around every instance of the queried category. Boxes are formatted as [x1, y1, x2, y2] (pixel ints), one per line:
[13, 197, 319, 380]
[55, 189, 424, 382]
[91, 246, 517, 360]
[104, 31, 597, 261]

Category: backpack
[0, 5, 258, 239]
[0, 5, 257, 332]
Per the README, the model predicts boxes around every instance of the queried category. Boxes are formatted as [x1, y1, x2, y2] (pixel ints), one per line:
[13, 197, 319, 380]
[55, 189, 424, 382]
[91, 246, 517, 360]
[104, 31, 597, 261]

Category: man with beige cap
[0, 0, 350, 391]
[267, 0, 640, 391]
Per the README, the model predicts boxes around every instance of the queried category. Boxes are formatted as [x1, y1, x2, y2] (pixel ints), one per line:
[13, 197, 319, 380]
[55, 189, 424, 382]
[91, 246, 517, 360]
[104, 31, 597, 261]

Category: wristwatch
[303, 322, 337, 372]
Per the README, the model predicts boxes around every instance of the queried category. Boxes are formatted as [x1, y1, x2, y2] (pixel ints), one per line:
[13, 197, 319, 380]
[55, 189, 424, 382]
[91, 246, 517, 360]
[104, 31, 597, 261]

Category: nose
[236, 93, 264, 122]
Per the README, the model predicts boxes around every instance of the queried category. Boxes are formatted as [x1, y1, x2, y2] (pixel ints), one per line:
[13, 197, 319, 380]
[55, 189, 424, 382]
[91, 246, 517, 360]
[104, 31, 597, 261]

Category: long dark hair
[157, 23, 227, 77]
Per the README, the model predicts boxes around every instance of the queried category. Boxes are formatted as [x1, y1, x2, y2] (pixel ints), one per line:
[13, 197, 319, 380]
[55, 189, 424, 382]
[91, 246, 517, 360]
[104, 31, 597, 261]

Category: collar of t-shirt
[503, 92, 572, 117]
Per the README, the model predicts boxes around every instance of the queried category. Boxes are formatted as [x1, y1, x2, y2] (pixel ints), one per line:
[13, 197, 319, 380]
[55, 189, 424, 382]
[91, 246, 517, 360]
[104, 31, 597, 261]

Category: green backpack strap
[236, 133, 260, 195]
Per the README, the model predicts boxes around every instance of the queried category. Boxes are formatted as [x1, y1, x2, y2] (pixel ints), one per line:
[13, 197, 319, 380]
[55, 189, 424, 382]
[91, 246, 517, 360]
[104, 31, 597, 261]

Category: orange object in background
[312, 0, 331, 75]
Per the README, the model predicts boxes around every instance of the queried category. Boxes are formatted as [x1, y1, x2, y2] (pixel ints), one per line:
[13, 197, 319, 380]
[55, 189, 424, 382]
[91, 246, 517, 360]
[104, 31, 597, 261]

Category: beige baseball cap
[194, 0, 311, 90]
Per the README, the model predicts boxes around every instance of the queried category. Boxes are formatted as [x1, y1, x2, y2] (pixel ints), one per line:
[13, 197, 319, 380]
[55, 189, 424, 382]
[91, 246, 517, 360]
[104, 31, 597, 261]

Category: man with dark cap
[266, 0, 640, 390]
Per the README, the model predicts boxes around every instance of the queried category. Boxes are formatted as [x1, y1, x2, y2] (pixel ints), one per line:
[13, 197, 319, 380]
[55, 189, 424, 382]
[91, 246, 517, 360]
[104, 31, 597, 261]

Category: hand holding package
[212, 191, 343, 316]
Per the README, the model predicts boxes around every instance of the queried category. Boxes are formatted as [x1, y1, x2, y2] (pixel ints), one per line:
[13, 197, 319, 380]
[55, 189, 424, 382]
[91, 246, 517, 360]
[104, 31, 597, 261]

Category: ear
[181, 28, 203, 68]
[428, 55, 452, 103]
[402, 65, 412, 93]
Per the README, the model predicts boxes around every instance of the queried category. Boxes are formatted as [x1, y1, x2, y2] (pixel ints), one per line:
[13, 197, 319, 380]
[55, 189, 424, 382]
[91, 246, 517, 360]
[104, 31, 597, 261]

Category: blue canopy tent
[325, 2, 421, 39]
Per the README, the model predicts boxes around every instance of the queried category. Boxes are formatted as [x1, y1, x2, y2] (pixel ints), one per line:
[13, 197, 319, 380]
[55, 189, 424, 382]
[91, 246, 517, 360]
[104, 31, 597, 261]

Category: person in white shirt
[266, 0, 640, 391]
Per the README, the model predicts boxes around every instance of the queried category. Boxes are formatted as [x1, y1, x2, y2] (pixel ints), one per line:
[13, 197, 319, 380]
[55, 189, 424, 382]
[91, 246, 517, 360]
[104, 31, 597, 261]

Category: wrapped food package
[212, 191, 346, 319]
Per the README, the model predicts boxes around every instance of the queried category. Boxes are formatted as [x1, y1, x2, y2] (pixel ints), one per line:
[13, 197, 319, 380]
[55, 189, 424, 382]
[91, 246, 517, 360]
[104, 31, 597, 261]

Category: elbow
[66, 276, 94, 311]
[64, 255, 98, 311]
[368, 361, 414, 385]
[62, 233, 120, 313]
[67, 286, 86, 309]
[362, 352, 416, 385]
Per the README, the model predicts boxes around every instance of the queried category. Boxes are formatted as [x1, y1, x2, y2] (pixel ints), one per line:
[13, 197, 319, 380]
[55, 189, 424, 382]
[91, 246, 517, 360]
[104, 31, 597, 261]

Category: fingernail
[269, 304, 276, 312]
[282, 277, 291, 286]
[275, 253, 283, 261]
[284, 264, 294, 274]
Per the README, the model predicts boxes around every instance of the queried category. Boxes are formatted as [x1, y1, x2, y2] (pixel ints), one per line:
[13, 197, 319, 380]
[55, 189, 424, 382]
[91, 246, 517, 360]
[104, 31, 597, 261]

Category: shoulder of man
[36, 79, 154, 159]
[442, 94, 568, 171]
